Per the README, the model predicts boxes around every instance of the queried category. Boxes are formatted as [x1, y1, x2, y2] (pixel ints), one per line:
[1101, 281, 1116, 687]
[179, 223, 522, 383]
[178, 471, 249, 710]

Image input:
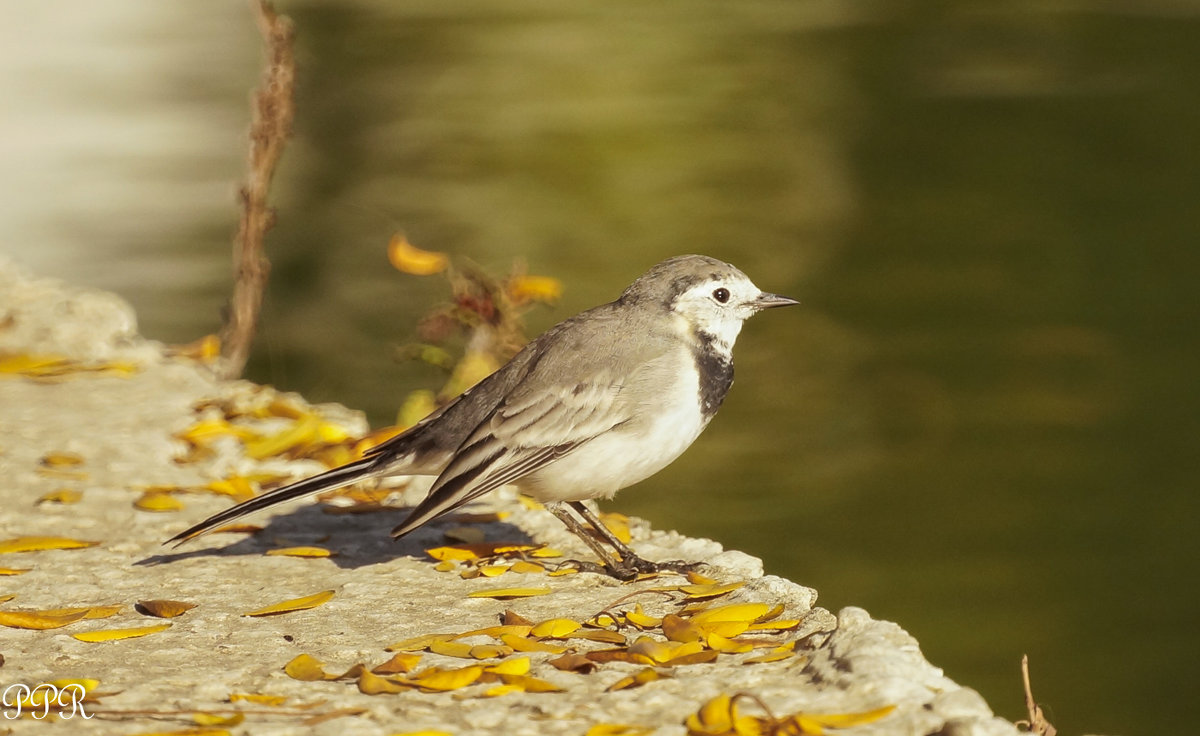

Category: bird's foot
[556, 556, 704, 581]
[627, 556, 705, 577]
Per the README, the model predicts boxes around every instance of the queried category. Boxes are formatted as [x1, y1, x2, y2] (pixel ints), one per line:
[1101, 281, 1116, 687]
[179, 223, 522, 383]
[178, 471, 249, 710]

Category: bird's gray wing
[391, 313, 672, 536]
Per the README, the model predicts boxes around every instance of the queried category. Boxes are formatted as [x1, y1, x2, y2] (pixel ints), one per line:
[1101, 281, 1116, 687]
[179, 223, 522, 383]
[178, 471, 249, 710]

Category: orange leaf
[137, 599, 197, 618]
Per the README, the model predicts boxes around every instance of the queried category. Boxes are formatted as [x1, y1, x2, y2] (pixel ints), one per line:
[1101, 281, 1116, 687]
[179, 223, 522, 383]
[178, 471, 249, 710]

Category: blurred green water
[27, 2, 1198, 734]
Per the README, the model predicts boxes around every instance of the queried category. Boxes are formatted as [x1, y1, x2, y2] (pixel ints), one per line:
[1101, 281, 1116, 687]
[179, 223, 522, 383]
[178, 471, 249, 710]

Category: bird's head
[621, 254, 798, 348]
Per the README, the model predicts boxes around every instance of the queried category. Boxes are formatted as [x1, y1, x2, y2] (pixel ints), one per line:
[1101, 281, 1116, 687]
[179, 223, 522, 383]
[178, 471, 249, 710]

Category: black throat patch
[693, 330, 734, 417]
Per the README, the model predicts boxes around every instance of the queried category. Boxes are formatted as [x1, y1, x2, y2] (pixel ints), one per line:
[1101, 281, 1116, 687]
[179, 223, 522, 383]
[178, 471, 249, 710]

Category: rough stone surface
[0, 259, 1025, 735]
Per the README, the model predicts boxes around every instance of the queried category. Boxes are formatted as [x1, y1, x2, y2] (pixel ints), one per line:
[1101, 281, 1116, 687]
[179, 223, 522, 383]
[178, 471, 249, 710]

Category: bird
[166, 254, 798, 579]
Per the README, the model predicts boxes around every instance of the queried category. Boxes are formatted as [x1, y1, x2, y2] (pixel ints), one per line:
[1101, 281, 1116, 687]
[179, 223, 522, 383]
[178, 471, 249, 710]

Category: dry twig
[219, 0, 296, 378]
[1017, 654, 1057, 736]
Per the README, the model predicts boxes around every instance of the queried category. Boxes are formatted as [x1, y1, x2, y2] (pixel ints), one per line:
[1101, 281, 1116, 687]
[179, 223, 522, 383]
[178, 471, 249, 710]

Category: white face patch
[669, 272, 764, 349]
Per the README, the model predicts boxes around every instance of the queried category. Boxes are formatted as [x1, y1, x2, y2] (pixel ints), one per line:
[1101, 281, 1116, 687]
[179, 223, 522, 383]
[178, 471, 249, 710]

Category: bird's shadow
[136, 503, 535, 570]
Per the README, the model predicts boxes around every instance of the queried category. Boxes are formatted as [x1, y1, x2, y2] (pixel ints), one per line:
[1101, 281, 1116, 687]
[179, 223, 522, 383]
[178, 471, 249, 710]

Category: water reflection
[3, 3, 1197, 734]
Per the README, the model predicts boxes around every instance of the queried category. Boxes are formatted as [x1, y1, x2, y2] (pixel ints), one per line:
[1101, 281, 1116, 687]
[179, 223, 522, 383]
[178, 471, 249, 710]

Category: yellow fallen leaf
[408, 664, 483, 691]
[746, 619, 801, 632]
[498, 634, 567, 654]
[244, 590, 335, 617]
[137, 599, 197, 618]
[453, 624, 533, 640]
[387, 632, 458, 652]
[572, 629, 627, 644]
[284, 653, 335, 681]
[265, 546, 334, 558]
[495, 673, 564, 693]
[192, 712, 245, 727]
[0, 353, 67, 375]
[628, 636, 704, 664]
[372, 652, 422, 675]
[706, 632, 755, 654]
[244, 414, 323, 460]
[743, 643, 797, 664]
[685, 694, 739, 735]
[175, 418, 256, 445]
[789, 705, 897, 731]
[662, 614, 704, 643]
[134, 491, 185, 512]
[467, 586, 552, 600]
[204, 476, 258, 501]
[482, 683, 524, 697]
[483, 656, 530, 676]
[663, 649, 720, 666]
[503, 609, 535, 626]
[387, 233, 448, 276]
[39, 605, 121, 619]
[425, 545, 481, 562]
[129, 729, 232, 736]
[36, 489, 83, 504]
[357, 670, 410, 694]
[390, 731, 453, 736]
[47, 677, 100, 695]
[0, 609, 89, 630]
[597, 512, 632, 543]
[478, 564, 510, 577]
[428, 639, 476, 659]
[0, 536, 99, 554]
[695, 620, 750, 639]
[0, 594, 15, 602]
[469, 644, 513, 659]
[0, 569, 30, 576]
[624, 604, 661, 629]
[508, 560, 545, 574]
[691, 602, 771, 624]
[530, 618, 581, 638]
[679, 581, 745, 600]
[547, 653, 597, 673]
[41, 452, 84, 467]
[72, 623, 171, 642]
[585, 725, 654, 736]
[606, 667, 664, 692]
[229, 693, 288, 706]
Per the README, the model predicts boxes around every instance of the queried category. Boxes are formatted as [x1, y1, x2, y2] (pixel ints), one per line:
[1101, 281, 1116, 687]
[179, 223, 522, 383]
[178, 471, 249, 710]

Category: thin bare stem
[218, 0, 296, 378]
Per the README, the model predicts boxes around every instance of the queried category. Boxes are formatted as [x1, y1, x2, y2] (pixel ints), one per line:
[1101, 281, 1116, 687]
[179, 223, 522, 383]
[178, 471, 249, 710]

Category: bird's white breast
[517, 348, 710, 503]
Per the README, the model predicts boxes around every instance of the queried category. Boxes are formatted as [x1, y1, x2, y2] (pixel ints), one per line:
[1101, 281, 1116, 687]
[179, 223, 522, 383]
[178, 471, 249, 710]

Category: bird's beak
[751, 292, 800, 310]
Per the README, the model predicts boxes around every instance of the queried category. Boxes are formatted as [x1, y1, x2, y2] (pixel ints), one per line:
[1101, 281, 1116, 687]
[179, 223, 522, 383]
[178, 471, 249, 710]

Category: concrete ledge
[0, 259, 1023, 735]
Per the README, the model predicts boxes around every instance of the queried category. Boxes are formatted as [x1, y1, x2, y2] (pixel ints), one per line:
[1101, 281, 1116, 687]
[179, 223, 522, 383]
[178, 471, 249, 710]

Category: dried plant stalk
[219, 0, 296, 378]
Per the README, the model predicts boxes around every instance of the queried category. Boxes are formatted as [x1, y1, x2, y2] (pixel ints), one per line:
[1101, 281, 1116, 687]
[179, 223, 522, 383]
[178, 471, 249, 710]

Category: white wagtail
[167, 255, 797, 579]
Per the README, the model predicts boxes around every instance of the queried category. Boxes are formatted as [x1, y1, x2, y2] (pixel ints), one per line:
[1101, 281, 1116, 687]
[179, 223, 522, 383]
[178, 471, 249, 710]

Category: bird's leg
[565, 501, 704, 577]
[546, 502, 638, 580]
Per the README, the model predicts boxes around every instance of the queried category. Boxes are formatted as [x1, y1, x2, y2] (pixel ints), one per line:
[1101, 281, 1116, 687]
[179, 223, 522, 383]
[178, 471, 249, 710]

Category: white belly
[517, 357, 710, 503]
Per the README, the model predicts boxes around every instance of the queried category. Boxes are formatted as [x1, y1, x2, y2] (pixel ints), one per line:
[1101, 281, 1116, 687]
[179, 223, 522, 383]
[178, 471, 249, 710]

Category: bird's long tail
[164, 457, 380, 546]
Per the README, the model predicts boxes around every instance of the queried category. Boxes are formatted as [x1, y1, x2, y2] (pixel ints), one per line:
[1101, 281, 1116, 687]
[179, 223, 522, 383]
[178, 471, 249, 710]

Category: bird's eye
[712, 287, 730, 304]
